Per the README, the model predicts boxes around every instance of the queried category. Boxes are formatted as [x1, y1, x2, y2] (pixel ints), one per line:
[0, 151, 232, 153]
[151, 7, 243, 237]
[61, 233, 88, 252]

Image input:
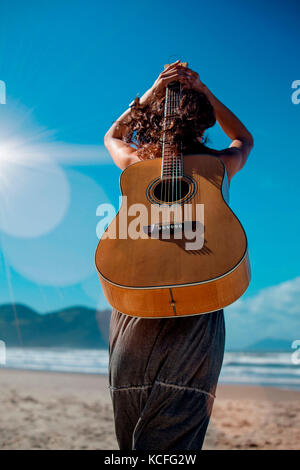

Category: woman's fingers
[161, 62, 189, 76]
[163, 60, 180, 72]
[161, 75, 186, 87]
[153, 62, 198, 94]
[160, 67, 180, 79]
[163, 62, 198, 78]
[161, 69, 190, 84]
[161, 70, 182, 79]
[162, 66, 189, 79]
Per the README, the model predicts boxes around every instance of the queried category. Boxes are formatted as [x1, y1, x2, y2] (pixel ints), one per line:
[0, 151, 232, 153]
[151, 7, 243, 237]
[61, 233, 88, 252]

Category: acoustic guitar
[95, 63, 250, 318]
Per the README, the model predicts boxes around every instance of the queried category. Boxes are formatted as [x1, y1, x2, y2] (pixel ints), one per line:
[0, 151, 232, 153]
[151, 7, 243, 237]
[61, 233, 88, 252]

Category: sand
[0, 369, 299, 450]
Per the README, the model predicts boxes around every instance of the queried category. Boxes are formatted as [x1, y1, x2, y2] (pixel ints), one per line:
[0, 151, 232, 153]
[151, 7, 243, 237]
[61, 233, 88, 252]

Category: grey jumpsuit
[109, 307, 225, 450]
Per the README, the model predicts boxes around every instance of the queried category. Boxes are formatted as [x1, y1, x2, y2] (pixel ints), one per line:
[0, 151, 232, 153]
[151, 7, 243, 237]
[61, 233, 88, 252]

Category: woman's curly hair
[119, 87, 216, 160]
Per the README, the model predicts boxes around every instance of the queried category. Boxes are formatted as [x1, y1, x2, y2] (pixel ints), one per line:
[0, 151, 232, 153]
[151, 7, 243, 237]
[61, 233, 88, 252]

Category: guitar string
[161, 90, 164, 204]
[171, 86, 177, 215]
[168, 87, 171, 205]
[162, 85, 168, 204]
[172, 86, 176, 206]
[175, 84, 180, 206]
[166, 86, 169, 204]
[179, 82, 182, 205]
[177, 85, 180, 204]
[170, 89, 172, 201]
[167, 86, 171, 204]
[161, 84, 182, 209]
[167, 90, 174, 204]
[175, 86, 178, 206]
[170, 87, 172, 205]
[173, 85, 178, 229]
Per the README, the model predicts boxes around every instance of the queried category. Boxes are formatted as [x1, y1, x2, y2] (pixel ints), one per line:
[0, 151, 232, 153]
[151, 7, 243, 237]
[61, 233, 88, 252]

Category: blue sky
[0, 0, 299, 348]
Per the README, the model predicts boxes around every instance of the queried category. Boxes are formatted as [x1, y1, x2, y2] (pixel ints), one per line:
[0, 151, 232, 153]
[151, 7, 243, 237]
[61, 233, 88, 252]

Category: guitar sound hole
[153, 179, 190, 203]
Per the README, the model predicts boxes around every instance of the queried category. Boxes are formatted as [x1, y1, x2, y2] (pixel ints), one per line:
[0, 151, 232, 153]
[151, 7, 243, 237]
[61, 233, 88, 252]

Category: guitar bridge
[143, 221, 201, 238]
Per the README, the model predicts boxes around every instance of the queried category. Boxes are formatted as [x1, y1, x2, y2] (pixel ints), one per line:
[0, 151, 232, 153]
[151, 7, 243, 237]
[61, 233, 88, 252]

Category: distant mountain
[245, 338, 293, 352]
[2, 306, 292, 352]
[0, 304, 111, 348]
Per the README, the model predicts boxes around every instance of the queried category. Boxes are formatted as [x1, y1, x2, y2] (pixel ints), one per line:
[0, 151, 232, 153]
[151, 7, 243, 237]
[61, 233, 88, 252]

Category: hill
[0, 304, 111, 348]
[245, 338, 292, 352]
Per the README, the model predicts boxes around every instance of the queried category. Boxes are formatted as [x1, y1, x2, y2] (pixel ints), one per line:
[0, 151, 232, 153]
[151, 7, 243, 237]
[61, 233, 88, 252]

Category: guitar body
[95, 154, 250, 317]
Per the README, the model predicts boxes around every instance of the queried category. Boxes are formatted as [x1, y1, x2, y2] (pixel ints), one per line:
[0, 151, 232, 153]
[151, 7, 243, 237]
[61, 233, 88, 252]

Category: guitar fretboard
[161, 82, 183, 180]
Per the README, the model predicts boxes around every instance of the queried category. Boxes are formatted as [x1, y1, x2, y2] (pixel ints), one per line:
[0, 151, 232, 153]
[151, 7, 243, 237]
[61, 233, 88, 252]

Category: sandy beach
[0, 369, 299, 450]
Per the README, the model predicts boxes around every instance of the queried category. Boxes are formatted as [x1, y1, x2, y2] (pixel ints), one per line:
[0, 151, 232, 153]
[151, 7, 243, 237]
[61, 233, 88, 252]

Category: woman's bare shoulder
[184, 146, 244, 184]
[209, 147, 244, 183]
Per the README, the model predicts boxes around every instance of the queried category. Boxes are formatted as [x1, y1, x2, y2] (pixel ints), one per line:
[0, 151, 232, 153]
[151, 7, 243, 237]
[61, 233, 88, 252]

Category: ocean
[1, 348, 300, 391]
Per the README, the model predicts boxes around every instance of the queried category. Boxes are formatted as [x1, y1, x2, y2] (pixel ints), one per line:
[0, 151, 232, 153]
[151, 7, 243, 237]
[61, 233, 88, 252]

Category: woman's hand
[180, 67, 207, 94]
[139, 61, 207, 105]
[150, 61, 206, 97]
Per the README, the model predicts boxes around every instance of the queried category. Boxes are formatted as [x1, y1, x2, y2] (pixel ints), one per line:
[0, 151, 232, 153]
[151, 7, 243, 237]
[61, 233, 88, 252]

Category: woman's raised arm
[180, 67, 254, 181]
[104, 113, 141, 171]
[203, 86, 254, 181]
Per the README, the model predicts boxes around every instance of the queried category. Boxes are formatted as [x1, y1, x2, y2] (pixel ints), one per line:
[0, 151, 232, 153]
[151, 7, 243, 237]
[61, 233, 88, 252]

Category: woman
[104, 60, 253, 450]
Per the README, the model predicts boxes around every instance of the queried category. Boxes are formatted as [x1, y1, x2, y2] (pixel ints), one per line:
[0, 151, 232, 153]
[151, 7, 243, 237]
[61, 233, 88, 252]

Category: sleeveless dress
[108, 145, 226, 450]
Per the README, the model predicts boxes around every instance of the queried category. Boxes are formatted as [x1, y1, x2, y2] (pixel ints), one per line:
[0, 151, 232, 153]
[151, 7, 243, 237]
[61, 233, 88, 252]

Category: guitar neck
[161, 81, 183, 180]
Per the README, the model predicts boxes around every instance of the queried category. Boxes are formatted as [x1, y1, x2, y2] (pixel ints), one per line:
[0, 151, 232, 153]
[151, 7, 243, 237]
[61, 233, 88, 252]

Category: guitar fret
[161, 82, 183, 180]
